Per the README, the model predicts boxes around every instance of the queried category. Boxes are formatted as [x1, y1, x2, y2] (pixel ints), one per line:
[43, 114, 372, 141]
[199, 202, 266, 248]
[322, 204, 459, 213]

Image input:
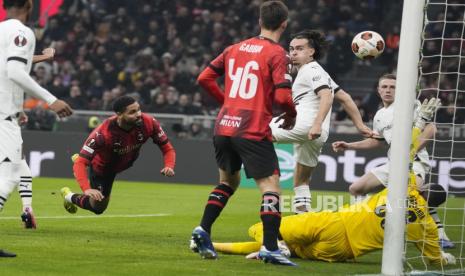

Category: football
[351, 31, 385, 60]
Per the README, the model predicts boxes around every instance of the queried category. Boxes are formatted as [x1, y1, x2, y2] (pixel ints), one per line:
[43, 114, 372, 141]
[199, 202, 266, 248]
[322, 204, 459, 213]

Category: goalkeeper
[212, 184, 456, 265]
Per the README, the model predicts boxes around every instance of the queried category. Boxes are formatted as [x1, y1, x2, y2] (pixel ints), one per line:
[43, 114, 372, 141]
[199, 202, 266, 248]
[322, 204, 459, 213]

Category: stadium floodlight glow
[381, 0, 426, 275]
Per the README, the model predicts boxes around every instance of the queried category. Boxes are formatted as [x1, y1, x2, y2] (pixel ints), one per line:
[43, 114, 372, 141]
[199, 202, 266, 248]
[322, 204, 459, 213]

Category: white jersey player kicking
[332, 73, 454, 249]
[270, 30, 373, 213]
[0, 0, 73, 231]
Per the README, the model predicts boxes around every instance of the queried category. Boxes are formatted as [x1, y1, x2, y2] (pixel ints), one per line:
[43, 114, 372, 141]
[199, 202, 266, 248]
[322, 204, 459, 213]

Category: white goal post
[381, 0, 427, 275]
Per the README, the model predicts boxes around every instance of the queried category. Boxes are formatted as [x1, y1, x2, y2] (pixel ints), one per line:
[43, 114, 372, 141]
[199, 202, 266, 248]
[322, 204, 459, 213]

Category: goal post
[381, 0, 427, 275]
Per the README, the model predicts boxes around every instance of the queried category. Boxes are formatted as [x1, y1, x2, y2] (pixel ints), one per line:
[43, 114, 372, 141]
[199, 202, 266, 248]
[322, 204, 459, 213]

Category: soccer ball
[351, 31, 385, 60]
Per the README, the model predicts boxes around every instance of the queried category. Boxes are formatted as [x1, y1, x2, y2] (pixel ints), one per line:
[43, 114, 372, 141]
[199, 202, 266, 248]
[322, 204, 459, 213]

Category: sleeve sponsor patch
[82, 145, 95, 154]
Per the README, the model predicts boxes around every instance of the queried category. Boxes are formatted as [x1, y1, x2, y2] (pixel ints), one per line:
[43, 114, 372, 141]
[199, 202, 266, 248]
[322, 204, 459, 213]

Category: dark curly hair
[291, 30, 329, 60]
[3, 0, 28, 9]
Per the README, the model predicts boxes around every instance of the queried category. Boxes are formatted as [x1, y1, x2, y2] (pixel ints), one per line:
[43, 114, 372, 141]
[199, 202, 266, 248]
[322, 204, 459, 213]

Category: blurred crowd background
[20, 0, 464, 137]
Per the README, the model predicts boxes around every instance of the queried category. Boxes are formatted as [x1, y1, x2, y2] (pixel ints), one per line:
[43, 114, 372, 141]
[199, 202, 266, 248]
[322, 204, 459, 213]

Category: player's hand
[357, 124, 375, 138]
[308, 124, 321, 140]
[42, 47, 56, 61]
[84, 189, 104, 201]
[414, 97, 441, 129]
[18, 112, 28, 126]
[160, 167, 175, 177]
[49, 100, 73, 118]
[441, 251, 456, 265]
[332, 141, 349, 152]
[274, 112, 296, 130]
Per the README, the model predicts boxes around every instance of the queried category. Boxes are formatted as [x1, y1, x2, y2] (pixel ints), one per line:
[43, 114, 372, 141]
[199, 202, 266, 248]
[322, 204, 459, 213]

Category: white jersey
[292, 61, 337, 137]
[373, 101, 430, 168]
[0, 19, 35, 119]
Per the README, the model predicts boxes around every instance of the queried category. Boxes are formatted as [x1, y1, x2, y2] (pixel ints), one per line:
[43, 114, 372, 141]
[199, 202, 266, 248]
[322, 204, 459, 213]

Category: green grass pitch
[0, 178, 463, 275]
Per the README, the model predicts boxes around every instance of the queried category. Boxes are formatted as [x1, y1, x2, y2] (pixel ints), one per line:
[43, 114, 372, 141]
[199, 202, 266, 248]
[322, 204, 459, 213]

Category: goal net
[403, 0, 465, 274]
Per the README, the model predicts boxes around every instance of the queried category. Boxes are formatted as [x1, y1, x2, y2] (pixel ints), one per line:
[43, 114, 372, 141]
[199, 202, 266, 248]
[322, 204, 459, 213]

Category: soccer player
[15, 48, 56, 229]
[191, 1, 297, 266]
[212, 184, 456, 266]
[0, 0, 72, 224]
[270, 30, 373, 213]
[332, 74, 454, 249]
[61, 96, 176, 215]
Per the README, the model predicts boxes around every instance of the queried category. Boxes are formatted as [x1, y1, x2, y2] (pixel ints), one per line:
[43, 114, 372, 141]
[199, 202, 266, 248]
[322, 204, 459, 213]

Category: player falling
[61, 96, 175, 215]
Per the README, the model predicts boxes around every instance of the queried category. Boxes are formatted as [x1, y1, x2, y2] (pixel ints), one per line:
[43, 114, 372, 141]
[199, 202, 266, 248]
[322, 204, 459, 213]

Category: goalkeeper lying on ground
[212, 185, 456, 265]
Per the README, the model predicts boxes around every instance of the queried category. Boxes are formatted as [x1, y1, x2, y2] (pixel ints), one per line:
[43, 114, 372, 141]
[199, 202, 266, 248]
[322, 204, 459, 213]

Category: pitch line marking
[0, 213, 172, 220]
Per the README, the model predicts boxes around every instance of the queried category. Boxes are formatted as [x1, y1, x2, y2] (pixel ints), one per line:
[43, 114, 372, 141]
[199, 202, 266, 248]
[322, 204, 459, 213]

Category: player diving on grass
[211, 99, 455, 265]
[61, 96, 176, 215]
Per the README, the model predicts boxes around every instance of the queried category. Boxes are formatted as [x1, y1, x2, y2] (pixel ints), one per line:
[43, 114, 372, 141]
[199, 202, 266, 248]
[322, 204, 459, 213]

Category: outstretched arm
[33, 48, 55, 64]
[335, 89, 373, 137]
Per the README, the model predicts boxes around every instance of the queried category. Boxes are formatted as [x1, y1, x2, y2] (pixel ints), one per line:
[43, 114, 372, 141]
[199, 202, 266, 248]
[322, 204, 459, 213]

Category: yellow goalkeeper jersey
[338, 188, 442, 263]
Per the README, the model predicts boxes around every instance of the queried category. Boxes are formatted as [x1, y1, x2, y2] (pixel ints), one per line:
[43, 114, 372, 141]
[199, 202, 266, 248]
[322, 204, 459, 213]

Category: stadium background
[0, 0, 461, 192]
[1, 1, 465, 275]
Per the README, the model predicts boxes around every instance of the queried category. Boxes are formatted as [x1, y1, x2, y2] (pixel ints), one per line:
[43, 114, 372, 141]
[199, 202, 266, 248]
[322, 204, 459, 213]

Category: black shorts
[89, 166, 116, 197]
[213, 135, 280, 179]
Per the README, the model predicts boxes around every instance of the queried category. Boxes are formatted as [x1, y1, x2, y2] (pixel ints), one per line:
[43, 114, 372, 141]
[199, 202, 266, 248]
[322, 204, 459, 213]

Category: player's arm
[409, 215, 456, 265]
[32, 48, 55, 64]
[151, 118, 176, 177]
[308, 88, 333, 140]
[332, 138, 383, 152]
[213, 241, 261, 255]
[270, 50, 297, 129]
[197, 52, 226, 104]
[72, 131, 105, 200]
[334, 89, 373, 137]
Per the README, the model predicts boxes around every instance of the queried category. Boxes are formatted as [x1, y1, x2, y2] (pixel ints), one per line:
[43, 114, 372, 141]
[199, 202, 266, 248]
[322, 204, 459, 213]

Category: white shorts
[371, 161, 428, 187]
[270, 119, 327, 167]
[0, 120, 22, 163]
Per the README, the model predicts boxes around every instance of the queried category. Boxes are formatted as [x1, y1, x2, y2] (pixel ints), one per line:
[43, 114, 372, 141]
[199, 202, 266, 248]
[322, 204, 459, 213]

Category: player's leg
[62, 168, 114, 215]
[292, 140, 323, 213]
[192, 136, 240, 259]
[237, 137, 295, 266]
[0, 160, 19, 212]
[213, 241, 262, 255]
[17, 159, 36, 229]
[349, 164, 387, 196]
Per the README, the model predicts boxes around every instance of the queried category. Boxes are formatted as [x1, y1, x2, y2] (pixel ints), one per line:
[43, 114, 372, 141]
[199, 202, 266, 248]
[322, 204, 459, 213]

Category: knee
[349, 183, 361, 196]
[92, 207, 106, 215]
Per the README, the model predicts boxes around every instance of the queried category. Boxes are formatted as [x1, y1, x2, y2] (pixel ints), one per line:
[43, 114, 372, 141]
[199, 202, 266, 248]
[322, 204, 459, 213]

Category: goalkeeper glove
[441, 251, 456, 265]
[414, 97, 441, 130]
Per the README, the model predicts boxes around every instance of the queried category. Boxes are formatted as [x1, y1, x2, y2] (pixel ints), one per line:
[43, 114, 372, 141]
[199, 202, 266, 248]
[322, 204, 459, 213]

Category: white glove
[441, 251, 456, 265]
[414, 98, 441, 130]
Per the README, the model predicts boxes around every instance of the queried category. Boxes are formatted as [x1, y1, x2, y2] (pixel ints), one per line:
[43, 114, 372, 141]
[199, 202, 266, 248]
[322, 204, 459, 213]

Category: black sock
[260, 192, 281, 251]
[200, 183, 235, 234]
[71, 194, 93, 211]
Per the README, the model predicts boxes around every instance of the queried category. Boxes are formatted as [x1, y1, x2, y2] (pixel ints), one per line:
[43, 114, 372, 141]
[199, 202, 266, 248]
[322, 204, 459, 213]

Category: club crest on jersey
[312, 75, 321, 82]
[14, 34, 27, 47]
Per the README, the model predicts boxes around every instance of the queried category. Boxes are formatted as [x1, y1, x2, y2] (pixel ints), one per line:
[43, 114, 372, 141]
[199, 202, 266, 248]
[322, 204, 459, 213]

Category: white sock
[64, 192, 75, 203]
[293, 185, 311, 213]
[0, 162, 18, 211]
[17, 159, 32, 212]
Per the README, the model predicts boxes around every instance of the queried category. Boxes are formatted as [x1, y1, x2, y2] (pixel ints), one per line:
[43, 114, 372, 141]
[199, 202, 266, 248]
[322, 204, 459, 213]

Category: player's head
[420, 184, 447, 207]
[289, 30, 329, 67]
[378, 74, 396, 106]
[259, 1, 288, 32]
[113, 96, 142, 126]
[3, 0, 33, 19]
